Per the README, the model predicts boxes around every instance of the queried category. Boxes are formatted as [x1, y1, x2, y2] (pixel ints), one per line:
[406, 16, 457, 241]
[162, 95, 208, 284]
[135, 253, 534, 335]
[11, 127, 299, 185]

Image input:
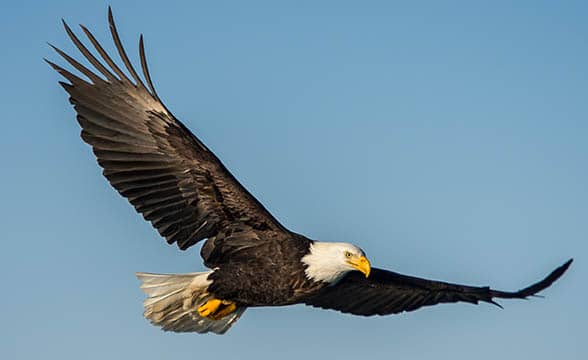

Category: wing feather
[305, 259, 572, 316]
[63, 21, 116, 82]
[49, 8, 288, 250]
[107, 7, 146, 88]
[139, 34, 161, 102]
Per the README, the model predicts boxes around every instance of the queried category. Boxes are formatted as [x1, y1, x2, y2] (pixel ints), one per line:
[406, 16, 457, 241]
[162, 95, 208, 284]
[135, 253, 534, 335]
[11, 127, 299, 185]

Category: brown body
[203, 229, 323, 306]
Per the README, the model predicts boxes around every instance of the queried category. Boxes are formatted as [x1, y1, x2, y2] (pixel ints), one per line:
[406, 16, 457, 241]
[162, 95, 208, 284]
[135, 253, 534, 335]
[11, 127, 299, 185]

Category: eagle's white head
[302, 242, 371, 284]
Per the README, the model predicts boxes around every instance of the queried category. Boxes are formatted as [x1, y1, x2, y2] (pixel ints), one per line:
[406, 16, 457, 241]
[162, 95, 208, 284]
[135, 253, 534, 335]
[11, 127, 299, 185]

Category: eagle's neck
[301, 242, 351, 284]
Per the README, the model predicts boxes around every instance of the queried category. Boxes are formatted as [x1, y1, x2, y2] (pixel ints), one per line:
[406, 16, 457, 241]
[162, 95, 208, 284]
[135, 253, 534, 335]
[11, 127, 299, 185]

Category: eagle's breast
[204, 231, 326, 306]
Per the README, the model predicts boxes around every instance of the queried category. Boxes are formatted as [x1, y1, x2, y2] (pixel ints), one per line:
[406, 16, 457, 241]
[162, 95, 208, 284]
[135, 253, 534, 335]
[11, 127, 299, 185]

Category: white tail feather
[136, 271, 246, 334]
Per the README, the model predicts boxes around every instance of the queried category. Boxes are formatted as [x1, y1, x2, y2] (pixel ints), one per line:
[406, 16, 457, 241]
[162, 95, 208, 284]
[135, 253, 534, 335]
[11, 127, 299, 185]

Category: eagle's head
[302, 242, 371, 283]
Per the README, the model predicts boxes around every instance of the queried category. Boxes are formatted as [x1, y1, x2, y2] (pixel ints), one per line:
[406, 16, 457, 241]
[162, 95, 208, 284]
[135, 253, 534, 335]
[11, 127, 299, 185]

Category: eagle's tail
[135, 271, 246, 334]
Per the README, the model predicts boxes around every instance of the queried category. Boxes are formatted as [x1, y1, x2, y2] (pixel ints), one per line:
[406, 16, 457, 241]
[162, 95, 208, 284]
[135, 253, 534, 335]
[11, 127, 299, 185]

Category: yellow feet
[210, 302, 237, 320]
[198, 299, 222, 317]
[197, 298, 237, 320]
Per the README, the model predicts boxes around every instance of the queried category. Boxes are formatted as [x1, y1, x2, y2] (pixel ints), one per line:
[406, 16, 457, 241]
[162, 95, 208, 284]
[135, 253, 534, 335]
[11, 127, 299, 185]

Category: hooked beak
[347, 255, 371, 278]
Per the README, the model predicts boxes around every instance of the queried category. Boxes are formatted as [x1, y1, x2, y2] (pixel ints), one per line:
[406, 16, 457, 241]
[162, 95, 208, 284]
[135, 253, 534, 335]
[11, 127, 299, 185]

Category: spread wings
[47, 8, 288, 250]
[305, 259, 572, 316]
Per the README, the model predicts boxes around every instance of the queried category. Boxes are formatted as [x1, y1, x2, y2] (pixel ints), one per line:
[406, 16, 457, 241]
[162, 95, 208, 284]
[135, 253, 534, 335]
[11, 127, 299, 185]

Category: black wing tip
[46, 42, 59, 51]
[108, 6, 116, 29]
[61, 18, 75, 36]
[526, 257, 573, 293]
[43, 57, 57, 68]
[547, 258, 573, 283]
[44, 57, 65, 72]
[491, 258, 573, 301]
[489, 299, 504, 309]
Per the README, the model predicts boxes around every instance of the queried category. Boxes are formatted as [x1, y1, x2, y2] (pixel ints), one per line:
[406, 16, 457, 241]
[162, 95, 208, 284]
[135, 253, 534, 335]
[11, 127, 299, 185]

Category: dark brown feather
[49, 9, 289, 250]
[304, 259, 573, 316]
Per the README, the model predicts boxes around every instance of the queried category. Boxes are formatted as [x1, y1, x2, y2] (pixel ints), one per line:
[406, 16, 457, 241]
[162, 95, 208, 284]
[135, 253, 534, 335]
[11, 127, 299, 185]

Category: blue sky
[1, 1, 585, 359]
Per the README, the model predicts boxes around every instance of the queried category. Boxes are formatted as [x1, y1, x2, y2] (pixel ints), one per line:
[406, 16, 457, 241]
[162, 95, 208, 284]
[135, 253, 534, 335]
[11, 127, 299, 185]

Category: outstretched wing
[305, 259, 572, 316]
[47, 8, 288, 250]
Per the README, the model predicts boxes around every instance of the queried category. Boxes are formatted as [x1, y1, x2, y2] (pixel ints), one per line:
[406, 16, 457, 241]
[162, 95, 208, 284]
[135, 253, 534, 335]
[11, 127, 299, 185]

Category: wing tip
[547, 258, 573, 283]
[107, 7, 114, 32]
[488, 299, 504, 309]
[491, 258, 573, 301]
[43, 57, 56, 67]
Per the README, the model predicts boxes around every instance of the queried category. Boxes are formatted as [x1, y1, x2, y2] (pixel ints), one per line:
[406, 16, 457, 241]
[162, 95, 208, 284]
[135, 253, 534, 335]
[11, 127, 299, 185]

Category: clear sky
[1, 1, 585, 359]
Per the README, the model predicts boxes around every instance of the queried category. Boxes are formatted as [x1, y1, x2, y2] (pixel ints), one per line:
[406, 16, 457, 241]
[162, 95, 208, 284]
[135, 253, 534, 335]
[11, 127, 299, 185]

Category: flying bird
[47, 8, 572, 335]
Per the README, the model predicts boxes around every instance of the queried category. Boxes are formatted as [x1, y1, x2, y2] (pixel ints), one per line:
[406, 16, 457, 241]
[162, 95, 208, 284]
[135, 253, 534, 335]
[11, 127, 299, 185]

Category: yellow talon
[209, 302, 237, 320]
[198, 299, 222, 317]
[197, 298, 237, 319]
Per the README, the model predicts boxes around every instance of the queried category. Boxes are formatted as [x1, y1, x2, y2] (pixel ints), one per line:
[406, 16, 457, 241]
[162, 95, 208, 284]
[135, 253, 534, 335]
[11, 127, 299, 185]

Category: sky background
[1, 1, 586, 359]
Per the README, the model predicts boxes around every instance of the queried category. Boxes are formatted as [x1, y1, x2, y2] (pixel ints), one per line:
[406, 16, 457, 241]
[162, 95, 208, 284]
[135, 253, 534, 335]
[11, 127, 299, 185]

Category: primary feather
[47, 8, 287, 251]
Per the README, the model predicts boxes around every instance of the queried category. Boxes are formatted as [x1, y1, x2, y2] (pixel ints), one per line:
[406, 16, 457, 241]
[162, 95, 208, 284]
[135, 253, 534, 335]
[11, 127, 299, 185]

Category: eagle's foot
[198, 298, 237, 320]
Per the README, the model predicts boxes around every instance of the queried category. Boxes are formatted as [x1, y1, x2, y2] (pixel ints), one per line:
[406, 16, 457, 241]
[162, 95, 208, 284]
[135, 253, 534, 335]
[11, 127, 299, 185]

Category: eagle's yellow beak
[347, 255, 371, 278]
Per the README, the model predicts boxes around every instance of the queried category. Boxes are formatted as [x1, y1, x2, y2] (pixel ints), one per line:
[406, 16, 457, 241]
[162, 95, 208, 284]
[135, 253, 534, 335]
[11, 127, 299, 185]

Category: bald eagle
[48, 8, 572, 335]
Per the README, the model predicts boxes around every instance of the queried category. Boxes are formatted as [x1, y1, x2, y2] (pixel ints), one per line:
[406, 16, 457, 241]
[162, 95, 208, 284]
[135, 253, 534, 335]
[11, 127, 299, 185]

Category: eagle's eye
[344, 251, 352, 258]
